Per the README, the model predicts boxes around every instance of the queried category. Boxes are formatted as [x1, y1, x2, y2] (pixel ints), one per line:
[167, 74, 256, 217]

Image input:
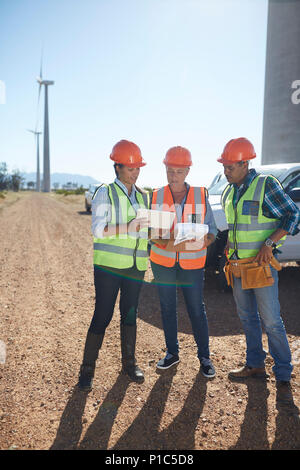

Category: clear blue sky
[0, 0, 268, 188]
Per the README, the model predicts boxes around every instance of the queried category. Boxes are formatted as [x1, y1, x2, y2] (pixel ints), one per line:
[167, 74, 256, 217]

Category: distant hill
[21, 172, 100, 189]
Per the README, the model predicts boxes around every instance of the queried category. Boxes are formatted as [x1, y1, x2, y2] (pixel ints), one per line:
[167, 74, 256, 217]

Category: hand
[254, 245, 273, 265]
[128, 217, 149, 233]
[184, 238, 204, 250]
[187, 234, 213, 249]
[203, 233, 215, 248]
[151, 238, 168, 246]
[150, 228, 173, 240]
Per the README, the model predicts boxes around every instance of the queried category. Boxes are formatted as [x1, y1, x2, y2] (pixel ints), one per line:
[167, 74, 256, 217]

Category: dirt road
[0, 192, 299, 450]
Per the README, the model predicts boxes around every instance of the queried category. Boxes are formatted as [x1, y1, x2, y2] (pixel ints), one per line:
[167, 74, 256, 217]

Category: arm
[104, 218, 148, 237]
[92, 186, 148, 238]
[203, 196, 217, 248]
[254, 228, 288, 264]
[91, 185, 111, 238]
[162, 191, 217, 251]
[263, 176, 300, 235]
[254, 176, 300, 264]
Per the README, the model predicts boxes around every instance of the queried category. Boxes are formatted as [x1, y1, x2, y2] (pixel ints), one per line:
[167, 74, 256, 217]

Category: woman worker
[150, 146, 217, 378]
[78, 140, 150, 391]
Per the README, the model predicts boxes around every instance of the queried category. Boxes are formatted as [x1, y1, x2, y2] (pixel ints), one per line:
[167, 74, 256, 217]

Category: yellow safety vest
[93, 183, 149, 271]
[222, 174, 286, 259]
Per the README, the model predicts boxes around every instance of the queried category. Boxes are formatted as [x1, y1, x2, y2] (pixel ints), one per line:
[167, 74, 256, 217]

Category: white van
[84, 183, 102, 212]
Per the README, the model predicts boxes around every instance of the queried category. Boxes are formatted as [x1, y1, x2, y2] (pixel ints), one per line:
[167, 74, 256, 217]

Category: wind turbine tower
[37, 66, 54, 192]
[262, 0, 300, 164]
[28, 129, 42, 191]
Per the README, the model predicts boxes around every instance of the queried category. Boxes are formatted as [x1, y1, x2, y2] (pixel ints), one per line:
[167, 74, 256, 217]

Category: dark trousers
[89, 265, 145, 335]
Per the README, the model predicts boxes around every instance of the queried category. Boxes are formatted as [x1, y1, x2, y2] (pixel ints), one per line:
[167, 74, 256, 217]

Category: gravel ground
[0, 192, 299, 451]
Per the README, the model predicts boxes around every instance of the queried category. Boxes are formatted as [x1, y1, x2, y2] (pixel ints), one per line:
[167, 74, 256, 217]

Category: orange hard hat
[110, 139, 146, 167]
[163, 146, 192, 167]
[218, 138, 256, 164]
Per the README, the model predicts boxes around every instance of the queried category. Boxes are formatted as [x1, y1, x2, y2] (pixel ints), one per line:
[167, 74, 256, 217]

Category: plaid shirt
[232, 169, 300, 235]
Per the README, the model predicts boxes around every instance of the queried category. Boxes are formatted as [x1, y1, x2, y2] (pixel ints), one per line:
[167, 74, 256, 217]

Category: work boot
[120, 324, 144, 383]
[276, 381, 294, 405]
[77, 331, 104, 391]
[228, 364, 268, 380]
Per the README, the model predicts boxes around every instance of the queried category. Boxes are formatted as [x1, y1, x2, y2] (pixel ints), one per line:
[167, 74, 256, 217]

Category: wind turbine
[27, 129, 42, 191]
[37, 56, 54, 192]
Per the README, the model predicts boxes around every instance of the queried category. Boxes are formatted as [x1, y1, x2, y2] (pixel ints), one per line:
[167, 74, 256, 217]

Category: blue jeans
[232, 265, 293, 381]
[151, 261, 210, 360]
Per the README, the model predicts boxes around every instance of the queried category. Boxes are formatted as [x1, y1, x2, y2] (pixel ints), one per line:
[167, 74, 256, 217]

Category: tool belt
[223, 256, 281, 289]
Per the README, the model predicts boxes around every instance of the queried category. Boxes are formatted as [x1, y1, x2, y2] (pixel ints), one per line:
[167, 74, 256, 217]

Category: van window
[282, 171, 300, 190]
[208, 167, 293, 195]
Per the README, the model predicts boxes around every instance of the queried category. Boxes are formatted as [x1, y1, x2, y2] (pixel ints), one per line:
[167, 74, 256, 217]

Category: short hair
[113, 163, 124, 178]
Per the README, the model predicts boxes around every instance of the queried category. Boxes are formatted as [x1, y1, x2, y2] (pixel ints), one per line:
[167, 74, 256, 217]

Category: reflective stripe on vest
[150, 185, 207, 269]
[93, 183, 149, 271]
[222, 174, 286, 259]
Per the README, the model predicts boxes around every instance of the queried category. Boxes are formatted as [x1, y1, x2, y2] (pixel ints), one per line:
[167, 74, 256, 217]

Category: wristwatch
[264, 238, 277, 249]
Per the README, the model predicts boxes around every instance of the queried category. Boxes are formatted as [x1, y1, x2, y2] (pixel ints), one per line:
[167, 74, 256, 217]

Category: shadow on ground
[50, 368, 208, 450]
[50, 372, 299, 450]
[138, 265, 300, 337]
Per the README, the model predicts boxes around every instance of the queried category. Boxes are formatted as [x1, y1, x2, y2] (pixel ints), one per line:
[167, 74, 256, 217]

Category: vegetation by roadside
[0, 190, 26, 212]
[0, 162, 24, 192]
[54, 187, 87, 196]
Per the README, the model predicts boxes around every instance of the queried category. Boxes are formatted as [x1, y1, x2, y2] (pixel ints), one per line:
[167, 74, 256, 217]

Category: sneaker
[200, 357, 216, 378]
[156, 353, 180, 370]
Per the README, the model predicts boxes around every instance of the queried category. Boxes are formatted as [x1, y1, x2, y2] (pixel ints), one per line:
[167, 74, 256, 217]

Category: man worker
[218, 137, 300, 401]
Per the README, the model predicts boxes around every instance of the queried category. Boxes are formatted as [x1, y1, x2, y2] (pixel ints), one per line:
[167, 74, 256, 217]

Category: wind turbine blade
[35, 47, 44, 132]
[40, 48, 43, 80]
[36, 47, 43, 83]
[35, 82, 42, 132]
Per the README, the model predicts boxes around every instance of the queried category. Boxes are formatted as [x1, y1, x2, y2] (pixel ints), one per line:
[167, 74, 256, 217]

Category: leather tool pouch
[241, 264, 274, 289]
[224, 256, 280, 289]
[224, 262, 234, 287]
